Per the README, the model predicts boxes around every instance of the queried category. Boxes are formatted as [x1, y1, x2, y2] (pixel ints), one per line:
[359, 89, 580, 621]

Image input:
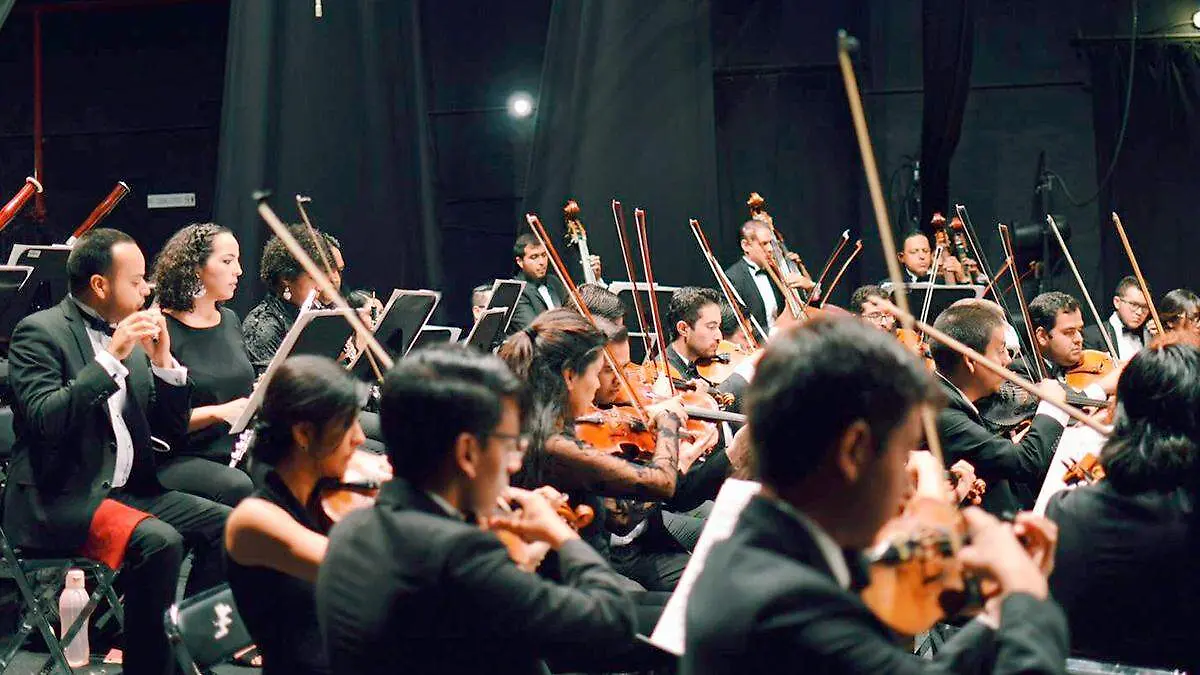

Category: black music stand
[347, 289, 440, 380]
[485, 279, 525, 335]
[409, 325, 461, 352]
[608, 281, 679, 364]
[464, 307, 507, 352]
[0, 245, 72, 339]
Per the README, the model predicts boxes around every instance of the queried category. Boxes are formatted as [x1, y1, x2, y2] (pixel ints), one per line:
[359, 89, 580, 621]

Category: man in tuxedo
[724, 220, 812, 335]
[932, 303, 1068, 515]
[897, 230, 934, 283]
[1023, 291, 1121, 401]
[2, 229, 228, 675]
[1083, 276, 1152, 360]
[508, 233, 569, 333]
[316, 344, 638, 675]
[849, 284, 897, 333]
[663, 287, 752, 411]
[683, 318, 1068, 674]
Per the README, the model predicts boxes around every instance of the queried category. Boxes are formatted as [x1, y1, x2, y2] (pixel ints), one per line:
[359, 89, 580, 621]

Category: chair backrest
[0, 405, 15, 463]
[164, 584, 252, 673]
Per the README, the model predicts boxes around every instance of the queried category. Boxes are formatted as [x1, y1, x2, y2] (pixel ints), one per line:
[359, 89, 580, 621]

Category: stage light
[1193, 10, 1200, 30]
[507, 92, 534, 119]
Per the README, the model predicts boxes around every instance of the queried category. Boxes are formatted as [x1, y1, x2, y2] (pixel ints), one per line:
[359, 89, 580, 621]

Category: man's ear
[89, 274, 107, 300]
[963, 354, 976, 376]
[675, 320, 689, 339]
[834, 420, 872, 484]
[454, 432, 482, 481]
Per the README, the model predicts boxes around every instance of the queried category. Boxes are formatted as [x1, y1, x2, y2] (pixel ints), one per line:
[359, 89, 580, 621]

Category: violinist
[720, 300, 754, 351]
[1158, 288, 1200, 338]
[578, 281, 626, 324]
[315, 344, 639, 675]
[508, 232, 571, 333]
[724, 219, 813, 333]
[1023, 292, 1121, 399]
[849, 284, 897, 333]
[683, 318, 1067, 675]
[893, 230, 934, 284]
[1082, 276, 1152, 359]
[932, 304, 1068, 516]
[1046, 333, 1200, 669]
[662, 287, 751, 410]
[224, 355, 376, 675]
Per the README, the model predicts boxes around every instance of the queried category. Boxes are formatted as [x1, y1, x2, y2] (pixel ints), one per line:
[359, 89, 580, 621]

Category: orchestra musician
[578, 282, 626, 325]
[724, 219, 814, 333]
[662, 287, 751, 411]
[893, 230, 934, 284]
[470, 283, 493, 322]
[508, 232, 572, 333]
[1046, 333, 1200, 669]
[683, 317, 1067, 674]
[849, 284, 897, 333]
[315, 344, 639, 675]
[1159, 288, 1200, 338]
[2, 229, 229, 675]
[931, 303, 1068, 516]
[224, 355, 378, 675]
[1083, 276, 1152, 360]
[150, 223, 255, 506]
[1022, 291, 1121, 399]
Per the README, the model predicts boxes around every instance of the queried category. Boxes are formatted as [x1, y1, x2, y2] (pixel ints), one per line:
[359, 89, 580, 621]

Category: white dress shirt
[536, 284, 558, 310]
[743, 257, 778, 331]
[71, 298, 187, 488]
[1107, 311, 1144, 361]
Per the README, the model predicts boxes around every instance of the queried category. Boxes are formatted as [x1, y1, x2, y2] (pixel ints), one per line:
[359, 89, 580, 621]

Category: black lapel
[60, 297, 100, 367]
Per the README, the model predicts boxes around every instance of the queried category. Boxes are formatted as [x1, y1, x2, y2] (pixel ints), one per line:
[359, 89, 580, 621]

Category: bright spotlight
[1193, 10, 1200, 30]
[507, 92, 534, 119]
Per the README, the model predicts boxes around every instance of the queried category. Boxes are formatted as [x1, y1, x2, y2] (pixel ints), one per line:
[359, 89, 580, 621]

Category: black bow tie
[1121, 325, 1142, 338]
[79, 308, 115, 337]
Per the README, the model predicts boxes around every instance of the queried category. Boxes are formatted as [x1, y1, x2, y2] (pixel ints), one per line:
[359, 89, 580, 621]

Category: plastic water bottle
[58, 568, 90, 669]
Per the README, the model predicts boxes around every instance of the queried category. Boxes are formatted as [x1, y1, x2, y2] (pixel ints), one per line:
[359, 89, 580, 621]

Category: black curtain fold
[215, 0, 437, 315]
[1087, 40, 1200, 300]
[521, 0, 721, 288]
[919, 0, 975, 230]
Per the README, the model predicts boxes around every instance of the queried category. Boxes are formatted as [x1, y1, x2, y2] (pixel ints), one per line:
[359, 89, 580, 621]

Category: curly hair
[259, 224, 335, 295]
[150, 223, 232, 311]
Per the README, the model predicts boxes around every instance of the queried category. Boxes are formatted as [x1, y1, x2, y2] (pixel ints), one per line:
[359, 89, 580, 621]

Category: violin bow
[0, 177, 44, 233]
[255, 192, 393, 371]
[818, 239, 863, 309]
[526, 213, 649, 421]
[297, 194, 383, 382]
[978, 257, 1012, 299]
[805, 229, 850, 309]
[611, 200, 653, 357]
[1111, 212, 1164, 335]
[876, 298, 1109, 436]
[687, 218, 763, 348]
[633, 208, 676, 396]
[1046, 215, 1119, 360]
[69, 182, 130, 243]
[918, 242, 945, 330]
[998, 224, 1048, 381]
[837, 29, 947, 464]
[763, 241, 808, 320]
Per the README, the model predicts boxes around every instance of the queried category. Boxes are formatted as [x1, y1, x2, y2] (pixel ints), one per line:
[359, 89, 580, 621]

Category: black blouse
[166, 308, 255, 461]
[242, 293, 299, 374]
[225, 468, 331, 675]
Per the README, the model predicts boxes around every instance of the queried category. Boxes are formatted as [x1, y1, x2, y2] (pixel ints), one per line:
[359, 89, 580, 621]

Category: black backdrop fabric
[1088, 40, 1200, 300]
[919, 0, 976, 231]
[521, 0, 722, 290]
[215, 0, 438, 315]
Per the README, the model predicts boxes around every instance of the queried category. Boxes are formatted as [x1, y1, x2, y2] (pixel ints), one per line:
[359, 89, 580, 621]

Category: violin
[314, 449, 393, 530]
[1062, 453, 1105, 486]
[574, 406, 658, 463]
[1064, 349, 1115, 391]
[895, 327, 934, 370]
[695, 340, 752, 386]
[493, 497, 596, 572]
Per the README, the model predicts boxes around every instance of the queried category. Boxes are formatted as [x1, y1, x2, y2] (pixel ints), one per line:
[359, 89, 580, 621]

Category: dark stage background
[0, 0, 1197, 328]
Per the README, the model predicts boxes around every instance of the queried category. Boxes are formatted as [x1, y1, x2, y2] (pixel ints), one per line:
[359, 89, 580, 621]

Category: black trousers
[111, 488, 230, 675]
[157, 455, 254, 507]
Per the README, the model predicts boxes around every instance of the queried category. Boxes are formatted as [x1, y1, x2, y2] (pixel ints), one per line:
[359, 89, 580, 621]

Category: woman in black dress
[150, 223, 255, 505]
[225, 355, 387, 675]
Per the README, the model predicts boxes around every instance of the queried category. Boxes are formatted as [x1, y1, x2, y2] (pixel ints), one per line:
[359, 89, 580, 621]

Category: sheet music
[648, 478, 762, 656]
[6, 243, 71, 266]
[1033, 424, 1107, 515]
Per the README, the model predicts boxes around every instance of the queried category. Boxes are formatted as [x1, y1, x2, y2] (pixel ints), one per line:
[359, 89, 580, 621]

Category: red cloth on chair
[78, 498, 152, 570]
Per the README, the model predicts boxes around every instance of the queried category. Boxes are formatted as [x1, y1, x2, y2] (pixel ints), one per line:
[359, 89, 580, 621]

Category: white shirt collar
[770, 498, 850, 589]
[743, 256, 762, 274]
[426, 491, 466, 521]
[936, 372, 980, 416]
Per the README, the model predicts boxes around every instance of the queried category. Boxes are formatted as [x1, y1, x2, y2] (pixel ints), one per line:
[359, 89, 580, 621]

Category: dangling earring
[282, 286, 292, 301]
[193, 278, 206, 299]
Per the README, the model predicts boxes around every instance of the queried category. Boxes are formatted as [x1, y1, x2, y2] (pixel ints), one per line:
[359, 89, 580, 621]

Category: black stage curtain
[919, 0, 976, 231]
[521, 0, 721, 289]
[1087, 40, 1200, 300]
[214, 0, 438, 315]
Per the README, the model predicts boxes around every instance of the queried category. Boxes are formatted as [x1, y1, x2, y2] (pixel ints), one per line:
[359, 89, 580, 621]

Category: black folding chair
[0, 406, 124, 675]
[164, 584, 253, 675]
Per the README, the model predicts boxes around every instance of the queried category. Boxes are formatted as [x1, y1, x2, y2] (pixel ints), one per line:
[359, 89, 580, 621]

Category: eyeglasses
[1117, 297, 1149, 313]
[488, 432, 530, 458]
[862, 312, 891, 323]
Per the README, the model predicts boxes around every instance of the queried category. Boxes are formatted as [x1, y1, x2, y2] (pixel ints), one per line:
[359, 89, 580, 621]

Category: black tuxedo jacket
[724, 257, 781, 334]
[1046, 483, 1196, 669]
[936, 379, 1062, 516]
[2, 297, 191, 550]
[1082, 318, 1149, 355]
[683, 495, 1068, 674]
[315, 477, 636, 675]
[508, 271, 569, 334]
